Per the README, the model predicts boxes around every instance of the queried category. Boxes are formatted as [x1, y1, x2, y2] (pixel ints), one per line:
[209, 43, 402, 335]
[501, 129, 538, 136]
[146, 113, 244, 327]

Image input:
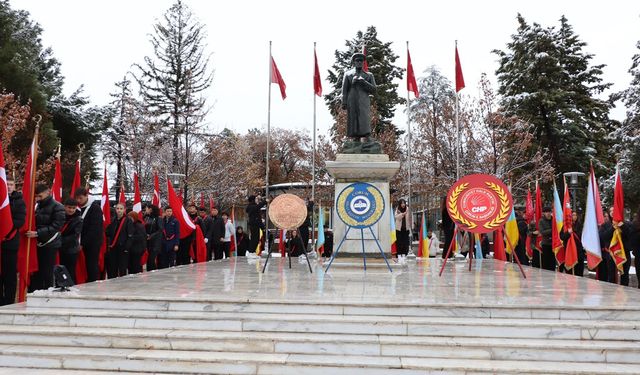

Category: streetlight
[167, 173, 185, 191]
[563, 172, 585, 214]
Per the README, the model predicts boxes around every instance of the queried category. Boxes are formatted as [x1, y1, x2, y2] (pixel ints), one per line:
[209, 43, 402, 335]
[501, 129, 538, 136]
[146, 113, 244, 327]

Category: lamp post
[167, 173, 186, 199]
[563, 172, 585, 213]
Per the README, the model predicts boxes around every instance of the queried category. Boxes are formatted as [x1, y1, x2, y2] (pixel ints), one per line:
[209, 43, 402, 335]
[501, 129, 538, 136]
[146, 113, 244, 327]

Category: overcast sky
[11, 0, 640, 138]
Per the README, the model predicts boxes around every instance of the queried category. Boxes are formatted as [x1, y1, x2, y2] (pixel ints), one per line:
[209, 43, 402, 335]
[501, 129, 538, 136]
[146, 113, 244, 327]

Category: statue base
[342, 139, 382, 154]
[326, 154, 400, 255]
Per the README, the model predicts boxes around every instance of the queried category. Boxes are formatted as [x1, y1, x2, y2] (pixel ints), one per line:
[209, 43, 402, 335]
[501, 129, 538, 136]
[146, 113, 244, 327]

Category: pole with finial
[23, 114, 42, 302]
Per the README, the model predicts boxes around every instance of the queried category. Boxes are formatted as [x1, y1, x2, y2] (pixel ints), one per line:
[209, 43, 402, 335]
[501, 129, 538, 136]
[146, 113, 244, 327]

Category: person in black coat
[144, 204, 162, 271]
[207, 207, 225, 260]
[597, 210, 616, 284]
[515, 208, 529, 266]
[75, 187, 104, 282]
[560, 212, 585, 277]
[246, 195, 266, 256]
[287, 229, 306, 257]
[59, 199, 83, 284]
[105, 203, 134, 278]
[127, 211, 147, 274]
[235, 226, 250, 256]
[26, 185, 65, 291]
[441, 197, 455, 259]
[323, 225, 334, 258]
[1, 178, 26, 305]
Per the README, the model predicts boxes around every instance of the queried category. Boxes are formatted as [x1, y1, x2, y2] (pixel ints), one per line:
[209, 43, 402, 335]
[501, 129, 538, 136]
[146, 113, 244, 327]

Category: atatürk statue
[341, 52, 381, 154]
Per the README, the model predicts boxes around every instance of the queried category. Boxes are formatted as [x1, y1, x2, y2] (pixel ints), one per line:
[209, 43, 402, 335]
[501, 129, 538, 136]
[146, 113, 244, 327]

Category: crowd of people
[0, 186, 335, 305]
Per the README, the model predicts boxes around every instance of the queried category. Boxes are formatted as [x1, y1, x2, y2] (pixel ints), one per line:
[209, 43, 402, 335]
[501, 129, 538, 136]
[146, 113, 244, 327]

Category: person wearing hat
[341, 51, 377, 150]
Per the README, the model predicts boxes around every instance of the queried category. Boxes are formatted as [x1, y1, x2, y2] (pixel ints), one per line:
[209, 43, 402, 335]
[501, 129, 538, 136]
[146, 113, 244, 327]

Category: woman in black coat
[128, 211, 147, 275]
[60, 199, 83, 284]
[629, 207, 640, 288]
[235, 226, 251, 256]
[288, 229, 306, 257]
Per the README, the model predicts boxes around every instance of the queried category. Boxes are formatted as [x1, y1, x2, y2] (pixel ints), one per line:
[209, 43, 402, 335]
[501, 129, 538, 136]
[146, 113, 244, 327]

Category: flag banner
[167, 179, 195, 239]
[525, 189, 534, 224]
[118, 184, 126, 205]
[474, 233, 484, 260]
[152, 172, 160, 207]
[99, 166, 111, 275]
[494, 229, 507, 261]
[316, 205, 325, 256]
[270, 56, 287, 100]
[133, 172, 142, 216]
[504, 208, 519, 254]
[407, 48, 419, 98]
[564, 234, 579, 271]
[17, 138, 39, 302]
[189, 225, 208, 263]
[256, 228, 264, 256]
[535, 180, 543, 252]
[582, 168, 602, 270]
[314, 48, 322, 96]
[71, 159, 81, 198]
[278, 229, 287, 257]
[609, 166, 627, 272]
[390, 207, 397, 255]
[455, 45, 465, 92]
[51, 155, 62, 202]
[552, 182, 565, 265]
[230, 206, 237, 257]
[592, 163, 604, 225]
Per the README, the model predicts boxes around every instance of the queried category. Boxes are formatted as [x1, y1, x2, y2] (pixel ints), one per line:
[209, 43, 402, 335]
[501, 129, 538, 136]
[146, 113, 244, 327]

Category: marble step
[1, 306, 640, 341]
[25, 293, 640, 321]
[0, 324, 639, 364]
[0, 344, 639, 374]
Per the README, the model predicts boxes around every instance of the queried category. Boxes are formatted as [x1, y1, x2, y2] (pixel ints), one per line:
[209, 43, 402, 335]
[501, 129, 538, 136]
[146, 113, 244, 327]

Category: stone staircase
[0, 259, 639, 374]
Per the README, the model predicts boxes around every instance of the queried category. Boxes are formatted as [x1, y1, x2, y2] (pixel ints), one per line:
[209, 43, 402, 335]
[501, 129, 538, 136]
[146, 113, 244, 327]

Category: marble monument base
[325, 154, 400, 255]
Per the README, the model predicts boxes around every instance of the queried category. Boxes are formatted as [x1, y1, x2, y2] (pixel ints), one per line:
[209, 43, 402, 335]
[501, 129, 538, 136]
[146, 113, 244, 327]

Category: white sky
[10, 0, 640, 138]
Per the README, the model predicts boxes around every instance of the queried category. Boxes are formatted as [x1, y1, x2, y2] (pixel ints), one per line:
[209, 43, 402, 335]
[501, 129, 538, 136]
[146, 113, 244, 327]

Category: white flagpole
[311, 42, 317, 253]
[406, 41, 413, 255]
[265, 41, 272, 256]
[455, 40, 460, 180]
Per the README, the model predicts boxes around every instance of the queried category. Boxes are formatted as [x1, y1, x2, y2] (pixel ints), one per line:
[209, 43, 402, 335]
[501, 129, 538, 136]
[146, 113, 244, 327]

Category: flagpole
[455, 40, 460, 180]
[265, 41, 272, 256]
[311, 41, 317, 255]
[406, 41, 413, 255]
[24, 115, 41, 302]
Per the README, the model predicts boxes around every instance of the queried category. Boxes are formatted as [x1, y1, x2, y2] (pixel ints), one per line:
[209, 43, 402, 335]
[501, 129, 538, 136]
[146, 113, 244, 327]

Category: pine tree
[134, 0, 213, 198]
[493, 15, 613, 175]
[611, 40, 640, 208]
[324, 26, 404, 143]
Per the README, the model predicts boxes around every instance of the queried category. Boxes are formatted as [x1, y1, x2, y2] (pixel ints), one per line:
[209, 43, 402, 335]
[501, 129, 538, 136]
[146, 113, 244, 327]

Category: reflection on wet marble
[37, 257, 640, 310]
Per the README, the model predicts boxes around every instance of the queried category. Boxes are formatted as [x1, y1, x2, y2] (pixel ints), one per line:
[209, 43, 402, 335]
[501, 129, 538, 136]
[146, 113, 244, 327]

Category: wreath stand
[324, 225, 393, 274]
[438, 225, 527, 279]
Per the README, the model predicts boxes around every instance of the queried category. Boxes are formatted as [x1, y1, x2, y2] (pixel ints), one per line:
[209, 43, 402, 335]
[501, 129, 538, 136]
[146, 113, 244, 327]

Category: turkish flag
[167, 179, 195, 239]
[0, 142, 12, 239]
[51, 156, 63, 202]
[407, 48, 419, 98]
[99, 166, 111, 275]
[612, 166, 624, 223]
[270, 56, 287, 100]
[17, 138, 39, 302]
[314, 49, 322, 96]
[152, 172, 160, 207]
[71, 159, 81, 198]
[455, 45, 465, 92]
[133, 172, 142, 217]
[118, 184, 126, 205]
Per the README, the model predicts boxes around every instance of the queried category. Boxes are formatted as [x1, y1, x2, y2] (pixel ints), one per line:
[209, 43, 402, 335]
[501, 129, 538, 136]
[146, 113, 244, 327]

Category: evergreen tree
[493, 15, 613, 175]
[134, 0, 213, 199]
[611, 40, 640, 209]
[324, 26, 404, 141]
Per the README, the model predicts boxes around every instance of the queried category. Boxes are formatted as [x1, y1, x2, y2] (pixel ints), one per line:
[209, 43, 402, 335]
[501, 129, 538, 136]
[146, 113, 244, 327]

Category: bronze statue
[341, 52, 381, 154]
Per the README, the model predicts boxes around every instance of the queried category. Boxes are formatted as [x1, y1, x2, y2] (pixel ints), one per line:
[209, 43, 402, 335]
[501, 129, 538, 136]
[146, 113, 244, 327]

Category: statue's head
[351, 52, 365, 69]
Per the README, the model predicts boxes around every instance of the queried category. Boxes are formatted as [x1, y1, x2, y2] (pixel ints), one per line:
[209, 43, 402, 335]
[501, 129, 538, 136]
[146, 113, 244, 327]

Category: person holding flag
[1, 175, 26, 305]
[536, 206, 555, 271]
[159, 206, 180, 269]
[74, 187, 104, 282]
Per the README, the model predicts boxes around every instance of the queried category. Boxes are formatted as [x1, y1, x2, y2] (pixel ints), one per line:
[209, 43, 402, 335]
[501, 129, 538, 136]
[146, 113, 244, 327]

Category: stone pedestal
[325, 154, 400, 255]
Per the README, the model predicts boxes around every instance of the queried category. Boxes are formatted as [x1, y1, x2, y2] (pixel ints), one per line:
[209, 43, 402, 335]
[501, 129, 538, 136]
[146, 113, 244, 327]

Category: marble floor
[42, 256, 640, 310]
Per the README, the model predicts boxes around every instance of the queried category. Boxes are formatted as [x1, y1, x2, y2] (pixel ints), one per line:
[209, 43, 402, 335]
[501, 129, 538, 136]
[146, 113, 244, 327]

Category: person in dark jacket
[287, 229, 306, 257]
[144, 204, 162, 271]
[207, 207, 225, 260]
[597, 210, 616, 283]
[59, 199, 83, 284]
[298, 199, 314, 254]
[75, 187, 103, 282]
[159, 206, 180, 269]
[26, 185, 65, 291]
[441, 197, 455, 259]
[323, 225, 334, 258]
[560, 212, 585, 276]
[515, 208, 529, 266]
[1, 178, 26, 305]
[533, 206, 555, 271]
[235, 226, 250, 256]
[105, 203, 134, 278]
[246, 195, 266, 255]
[127, 211, 146, 274]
